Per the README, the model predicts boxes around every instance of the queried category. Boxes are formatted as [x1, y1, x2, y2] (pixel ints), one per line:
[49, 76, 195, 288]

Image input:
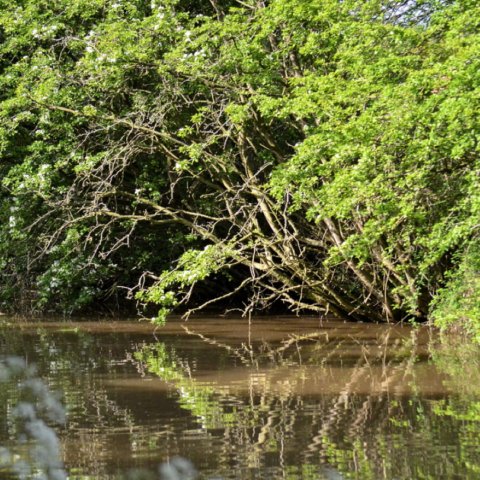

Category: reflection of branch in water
[182, 326, 334, 369]
[275, 331, 331, 355]
[305, 330, 421, 463]
[346, 341, 418, 440]
[134, 337, 313, 471]
[134, 326, 444, 480]
[182, 326, 257, 368]
[305, 356, 370, 458]
[57, 360, 168, 476]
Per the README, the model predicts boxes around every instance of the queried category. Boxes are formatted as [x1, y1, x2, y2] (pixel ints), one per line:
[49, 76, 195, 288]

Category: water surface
[1, 316, 479, 479]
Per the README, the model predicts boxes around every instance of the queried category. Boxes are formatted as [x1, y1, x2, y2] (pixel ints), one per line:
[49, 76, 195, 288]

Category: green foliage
[137, 244, 235, 324]
[431, 243, 480, 341]
[0, 0, 479, 326]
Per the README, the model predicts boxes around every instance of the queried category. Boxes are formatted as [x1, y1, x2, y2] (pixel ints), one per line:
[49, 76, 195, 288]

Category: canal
[1, 316, 479, 479]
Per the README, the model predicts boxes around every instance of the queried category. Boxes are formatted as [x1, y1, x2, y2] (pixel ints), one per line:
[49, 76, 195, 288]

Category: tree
[0, 0, 479, 324]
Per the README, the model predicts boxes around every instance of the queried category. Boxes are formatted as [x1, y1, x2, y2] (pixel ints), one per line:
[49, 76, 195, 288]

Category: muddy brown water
[1, 316, 480, 479]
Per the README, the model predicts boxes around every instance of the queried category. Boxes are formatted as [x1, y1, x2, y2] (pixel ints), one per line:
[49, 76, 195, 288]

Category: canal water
[1, 316, 479, 479]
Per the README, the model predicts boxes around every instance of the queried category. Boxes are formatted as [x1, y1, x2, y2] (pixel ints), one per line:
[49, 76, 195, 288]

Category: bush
[431, 243, 480, 341]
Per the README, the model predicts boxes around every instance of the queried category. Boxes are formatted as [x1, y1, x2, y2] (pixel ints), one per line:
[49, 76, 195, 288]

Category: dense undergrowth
[0, 0, 479, 330]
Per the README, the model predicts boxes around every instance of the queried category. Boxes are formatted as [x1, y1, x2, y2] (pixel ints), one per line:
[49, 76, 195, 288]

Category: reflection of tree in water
[3, 325, 480, 479]
[428, 339, 480, 478]
[0, 328, 162, 478]
[134, 329, 480, 480]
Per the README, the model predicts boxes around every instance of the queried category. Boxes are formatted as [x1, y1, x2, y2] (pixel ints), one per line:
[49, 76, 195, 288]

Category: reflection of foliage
[135, 330, 480, 480]
[5, 324, 480, 479]
[427, 338, 480, 478]
[431, 337, 480, 395]
[134, 339, 329, 478]
[0, 326, 148, 477]
[135, 343, 225, 428]
[0, 352, 198, 480]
